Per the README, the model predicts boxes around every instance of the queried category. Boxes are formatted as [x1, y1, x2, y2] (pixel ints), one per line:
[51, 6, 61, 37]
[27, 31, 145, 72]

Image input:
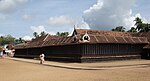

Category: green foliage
[56, 32, 60, 36]
[127, 27, 137, 32]
[112, 17, 150, 33]
[40, 31, 46, 36]
[134, 17, 150, 32]
[112, 26, 126, 32]
[33, 32, 39, 38]
[138, 23, 150, 32]
[134, 17, 142, 26]
[33, 31, 47, 38]
[56, 32, 69, 36]
[15, 38, 25, 44]
[0, 35, 15, 45]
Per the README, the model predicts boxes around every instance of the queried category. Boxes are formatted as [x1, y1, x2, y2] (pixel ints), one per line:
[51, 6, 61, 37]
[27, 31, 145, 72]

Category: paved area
[1, 57, 150, 81]
[6, 57, 150, 70]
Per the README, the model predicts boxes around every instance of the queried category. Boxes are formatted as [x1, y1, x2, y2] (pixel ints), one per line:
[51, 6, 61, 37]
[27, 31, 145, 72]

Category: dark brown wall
[15, 48, 27, 55]
[42, 44, 81, 58]
[15, 48, 42, 58]
[15, 43, 146, 62]
[80, 43, 144, 57]
[141, 49, 150, 59]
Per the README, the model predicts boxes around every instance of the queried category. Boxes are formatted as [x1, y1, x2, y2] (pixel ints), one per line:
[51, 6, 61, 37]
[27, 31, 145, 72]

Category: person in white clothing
[39, 53, 45, 64]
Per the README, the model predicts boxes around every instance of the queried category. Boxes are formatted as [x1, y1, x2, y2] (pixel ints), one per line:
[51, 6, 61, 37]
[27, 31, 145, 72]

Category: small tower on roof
[82, 30, 90, 42]
[72, 25, 77, 36]
[72, 25, 78, 42]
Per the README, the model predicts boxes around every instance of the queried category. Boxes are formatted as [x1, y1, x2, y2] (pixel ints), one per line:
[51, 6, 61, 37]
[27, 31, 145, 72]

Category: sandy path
[0, 58, 150, 81]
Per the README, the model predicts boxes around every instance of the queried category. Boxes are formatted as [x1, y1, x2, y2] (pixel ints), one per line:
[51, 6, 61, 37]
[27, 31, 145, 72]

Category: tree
[33, 32, 39, 38]
[19, 38, 23, 43]
[0, 35, 15, 45]
[134, 17, 150, 32]
[127, 27, 137, 32]
[134, 17, 143, 32]
[139, 23, 150, 32]
[56, 32, 60, 36]
[134, 17, 142, 26]
[144, 23, 150, 32]
[40, 31, 46, 36]
[15, 38, 24, 44]
[111, 26, 126, 32]
[56, 32, 69, 36]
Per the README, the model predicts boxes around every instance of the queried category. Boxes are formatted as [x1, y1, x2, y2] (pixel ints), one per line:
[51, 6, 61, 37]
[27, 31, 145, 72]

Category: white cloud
[135, 13, 141, 19]
[30, 25, 47, 34]
[25, 25, 57, 40]
[30, 25, 62, 35]
[76, 20, 90, 29]
[48, 15, 74, 27]
[47, 31, 56, 35]
[143, 18, 150, 24]
[22, 14, 33, 21]
[84, 0, 103, 14]
[22, 35, 32, 40]
[0, 0, 28, 13]
[83, 0, 139, 30]
[0, 33, 4, 36]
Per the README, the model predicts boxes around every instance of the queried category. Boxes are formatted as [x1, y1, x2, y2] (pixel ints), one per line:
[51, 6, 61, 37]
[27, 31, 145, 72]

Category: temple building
[14, 28, 150, 62]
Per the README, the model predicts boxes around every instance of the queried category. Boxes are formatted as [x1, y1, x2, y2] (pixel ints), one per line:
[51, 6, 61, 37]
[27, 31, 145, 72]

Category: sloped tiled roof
[15, 35, 48, 49]
[74, 29, 133, 37]
[42, 35, 73, 47]
[15, 34, 74, 49]
[15, 29, 149, 49]
[74, 29, 148, 44]
[15, 43, 27, 49]
[135, 32, 150, 49]
[87, 35, 147, 44]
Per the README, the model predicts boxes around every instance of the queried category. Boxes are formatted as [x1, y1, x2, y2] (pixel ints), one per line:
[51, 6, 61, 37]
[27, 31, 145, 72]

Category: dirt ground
[0, 58, 150, 81]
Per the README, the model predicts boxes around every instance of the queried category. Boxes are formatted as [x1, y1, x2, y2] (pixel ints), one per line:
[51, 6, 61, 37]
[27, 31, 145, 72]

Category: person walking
[39, 53, 45, 64]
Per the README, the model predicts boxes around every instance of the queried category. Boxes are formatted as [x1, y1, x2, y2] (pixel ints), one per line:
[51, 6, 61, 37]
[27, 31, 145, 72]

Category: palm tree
[56, 32, 60, 36]
[40, 31, 46, 36]
[134, 17, 143, 32]
[19, 38, 24, 43]
[134, 17, 150, 32]
[33, 32, 39, 38]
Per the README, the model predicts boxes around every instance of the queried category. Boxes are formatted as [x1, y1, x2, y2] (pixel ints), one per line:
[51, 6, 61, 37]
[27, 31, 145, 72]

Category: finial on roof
[72, 25, 77, 36]
[85, 30, 88, 34]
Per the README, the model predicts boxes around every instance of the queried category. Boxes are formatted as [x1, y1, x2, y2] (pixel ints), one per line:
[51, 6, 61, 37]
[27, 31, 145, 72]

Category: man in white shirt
[39, 53, 45, 64]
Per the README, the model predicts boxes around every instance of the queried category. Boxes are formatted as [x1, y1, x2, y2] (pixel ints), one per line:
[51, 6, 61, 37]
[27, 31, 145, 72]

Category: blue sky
[0, 0, 150, 40]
